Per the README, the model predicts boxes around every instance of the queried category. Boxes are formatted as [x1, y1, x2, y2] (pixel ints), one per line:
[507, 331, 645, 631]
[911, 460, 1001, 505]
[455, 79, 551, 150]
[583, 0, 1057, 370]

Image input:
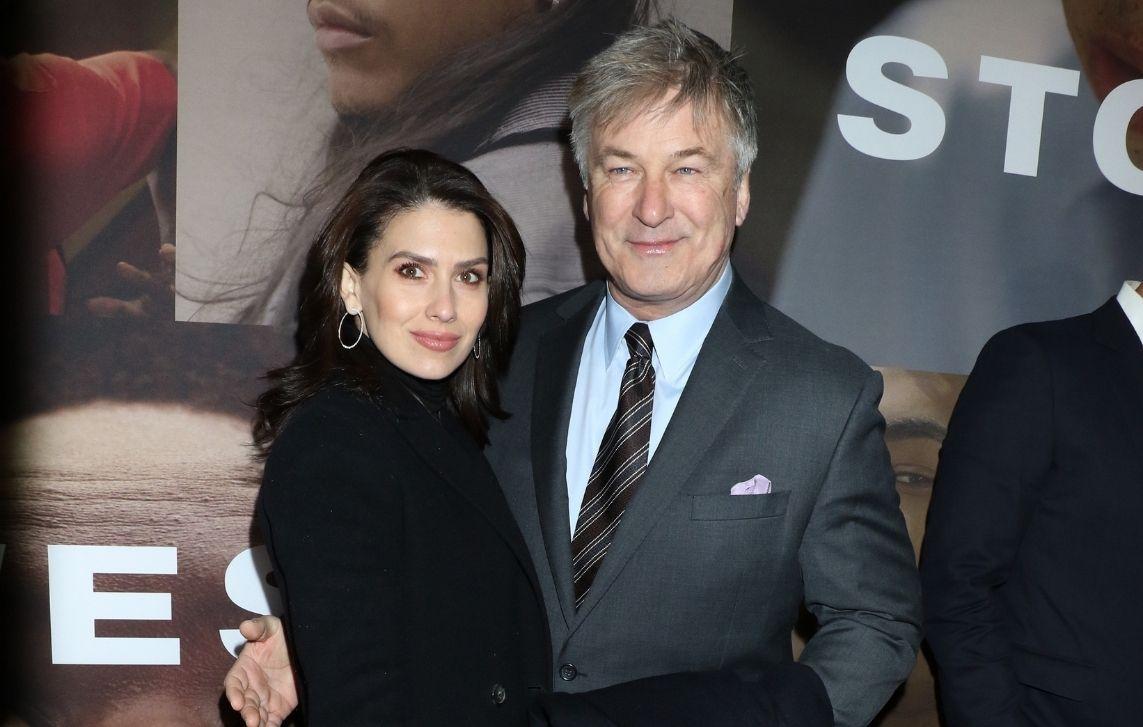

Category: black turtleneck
[341, 340, 453, 417]
[371, 346, 451, 415]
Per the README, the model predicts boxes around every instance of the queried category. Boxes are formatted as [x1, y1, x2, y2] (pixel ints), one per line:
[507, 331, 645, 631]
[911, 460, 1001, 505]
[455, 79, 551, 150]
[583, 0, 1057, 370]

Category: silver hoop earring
[473, 335, 482, 360]
[339, 310, 364, 350]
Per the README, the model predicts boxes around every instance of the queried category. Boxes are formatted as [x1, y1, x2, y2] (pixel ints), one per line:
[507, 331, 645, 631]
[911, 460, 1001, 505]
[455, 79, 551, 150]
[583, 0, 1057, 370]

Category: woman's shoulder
[267, 386, 393, 462]
[261, 386, 402, 502]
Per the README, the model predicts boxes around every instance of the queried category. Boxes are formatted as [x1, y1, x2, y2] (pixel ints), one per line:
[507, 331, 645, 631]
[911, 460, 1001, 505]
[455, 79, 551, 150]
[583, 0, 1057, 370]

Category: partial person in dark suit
[226, 20, 920, 727]
[921, 280, 1143, 726]
[246, 148, 547, 725]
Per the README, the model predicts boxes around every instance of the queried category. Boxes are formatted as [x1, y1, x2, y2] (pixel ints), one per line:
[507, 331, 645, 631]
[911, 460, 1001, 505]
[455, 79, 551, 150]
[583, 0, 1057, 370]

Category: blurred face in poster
[584, 95, 750, 319]
[340, 205, 490, 380]
[306, 0, 539, 114]
[1060, 0, 1143, 165]
[876, 367, 965, 560]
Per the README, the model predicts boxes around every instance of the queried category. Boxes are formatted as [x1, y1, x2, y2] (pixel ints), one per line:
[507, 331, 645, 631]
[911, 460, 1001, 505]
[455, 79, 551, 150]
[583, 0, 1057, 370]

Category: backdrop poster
[6, 0, 1140, 724]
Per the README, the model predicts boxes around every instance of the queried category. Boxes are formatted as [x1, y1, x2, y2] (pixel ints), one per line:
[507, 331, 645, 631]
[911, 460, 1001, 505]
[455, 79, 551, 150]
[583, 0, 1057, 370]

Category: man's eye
[894, 470, 933, 489]
[676, 166, 699, 175]
[397, 263, 424, 279]
[609, 167, 633, 176]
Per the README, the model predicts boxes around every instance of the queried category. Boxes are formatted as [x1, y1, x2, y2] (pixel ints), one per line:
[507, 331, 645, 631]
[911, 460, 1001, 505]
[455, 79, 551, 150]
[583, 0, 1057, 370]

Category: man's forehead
[592, 97, 731, 156]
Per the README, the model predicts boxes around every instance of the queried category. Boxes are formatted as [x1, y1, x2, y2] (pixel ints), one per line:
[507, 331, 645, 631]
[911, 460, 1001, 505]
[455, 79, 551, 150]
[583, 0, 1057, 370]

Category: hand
[85, 243, 175, 317]
[223, 616, 299, 727]
[86, 133, 176, 318]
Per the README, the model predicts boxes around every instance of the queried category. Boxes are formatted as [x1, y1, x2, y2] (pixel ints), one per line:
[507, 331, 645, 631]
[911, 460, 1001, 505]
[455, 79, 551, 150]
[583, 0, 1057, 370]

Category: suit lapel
[532, 284, 606, 627]
[571, 277, 773, 628]
[1091, 297, 1143, 469]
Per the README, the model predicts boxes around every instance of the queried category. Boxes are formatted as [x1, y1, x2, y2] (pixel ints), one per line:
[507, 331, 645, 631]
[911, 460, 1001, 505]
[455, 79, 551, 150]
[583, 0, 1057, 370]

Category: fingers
[238, 616, 273, 641]
[116, 261, 153, 287]
[239, 694, 264, 727]
[85, 295, 147, 317]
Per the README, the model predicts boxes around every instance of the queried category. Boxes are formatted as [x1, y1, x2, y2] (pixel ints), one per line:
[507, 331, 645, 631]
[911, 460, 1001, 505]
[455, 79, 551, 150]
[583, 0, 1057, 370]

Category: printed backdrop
[3, 0, 1140, 724]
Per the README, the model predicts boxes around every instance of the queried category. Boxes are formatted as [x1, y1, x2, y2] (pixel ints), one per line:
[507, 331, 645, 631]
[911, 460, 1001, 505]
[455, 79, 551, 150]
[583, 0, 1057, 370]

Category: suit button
[559, 663, 578, 681]
[490, 684, 507, 705]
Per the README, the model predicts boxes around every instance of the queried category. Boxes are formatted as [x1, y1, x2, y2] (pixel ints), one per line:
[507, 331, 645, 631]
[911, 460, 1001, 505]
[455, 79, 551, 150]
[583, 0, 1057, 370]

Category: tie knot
[624, 322, 654, 361]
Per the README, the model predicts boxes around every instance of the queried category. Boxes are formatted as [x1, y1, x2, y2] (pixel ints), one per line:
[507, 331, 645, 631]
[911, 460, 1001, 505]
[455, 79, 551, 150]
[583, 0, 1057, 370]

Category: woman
[251, 147, 547, 724]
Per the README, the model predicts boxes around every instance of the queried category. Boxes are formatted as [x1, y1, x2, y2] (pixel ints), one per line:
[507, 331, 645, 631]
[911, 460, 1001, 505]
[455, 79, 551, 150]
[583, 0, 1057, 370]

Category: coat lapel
[531, 284, 606, 627]
[1091, 297, 1143, 470]
[385, 391, 542, 599]
[571, 277, 774, 628]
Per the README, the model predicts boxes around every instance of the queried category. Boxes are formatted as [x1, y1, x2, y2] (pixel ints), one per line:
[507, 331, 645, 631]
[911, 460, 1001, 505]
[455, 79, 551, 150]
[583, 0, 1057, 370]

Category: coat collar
[1090, 297, 1143, 467]
[358, 358, 546, 609]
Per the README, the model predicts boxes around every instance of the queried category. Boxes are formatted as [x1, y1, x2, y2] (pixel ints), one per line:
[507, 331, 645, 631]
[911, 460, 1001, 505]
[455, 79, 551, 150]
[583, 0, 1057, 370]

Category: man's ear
[735, 172, 751, 227]
[340, 263, 362, 313]
[582, 190, 591, 222]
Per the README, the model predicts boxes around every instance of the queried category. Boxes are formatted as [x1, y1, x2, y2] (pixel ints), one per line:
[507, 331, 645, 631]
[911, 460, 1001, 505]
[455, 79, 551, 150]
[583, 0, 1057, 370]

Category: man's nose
[634, 176, 673, 227]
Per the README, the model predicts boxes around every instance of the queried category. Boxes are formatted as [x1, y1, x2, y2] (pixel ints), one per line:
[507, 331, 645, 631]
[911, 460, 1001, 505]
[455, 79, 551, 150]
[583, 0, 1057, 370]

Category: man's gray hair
[568, 18, 758, 185]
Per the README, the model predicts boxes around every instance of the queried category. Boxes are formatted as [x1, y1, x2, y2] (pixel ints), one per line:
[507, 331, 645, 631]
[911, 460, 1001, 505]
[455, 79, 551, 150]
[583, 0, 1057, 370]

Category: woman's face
[306, 0, 539, 114]
[341, 204, 490, 380]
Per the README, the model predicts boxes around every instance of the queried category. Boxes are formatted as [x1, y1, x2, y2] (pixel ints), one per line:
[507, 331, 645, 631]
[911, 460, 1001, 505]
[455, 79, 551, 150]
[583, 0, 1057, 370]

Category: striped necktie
[571, 322, 655, 609]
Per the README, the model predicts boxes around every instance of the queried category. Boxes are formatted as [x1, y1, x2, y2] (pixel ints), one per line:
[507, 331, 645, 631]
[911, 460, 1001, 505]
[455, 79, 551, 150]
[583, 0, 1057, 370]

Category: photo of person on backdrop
[179, 1, 736, 324]
[871, 367, 963, 727]
[7, 47, 176, 317]
[225, 20, 919, 727]
[771, 0, 1143, 375]
[922, 280, 1143, 726]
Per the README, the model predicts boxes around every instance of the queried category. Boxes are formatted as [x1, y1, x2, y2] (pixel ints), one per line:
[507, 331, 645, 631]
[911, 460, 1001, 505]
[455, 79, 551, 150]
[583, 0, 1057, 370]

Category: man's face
[1060, 0, 1143, 166]
[306, 0, 536, 114]
[583, 95, 750, 321]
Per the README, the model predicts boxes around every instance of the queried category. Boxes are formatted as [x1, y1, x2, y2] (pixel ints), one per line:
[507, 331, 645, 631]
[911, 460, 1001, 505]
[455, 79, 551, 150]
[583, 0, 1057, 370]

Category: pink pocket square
[731, 474, 772, 495]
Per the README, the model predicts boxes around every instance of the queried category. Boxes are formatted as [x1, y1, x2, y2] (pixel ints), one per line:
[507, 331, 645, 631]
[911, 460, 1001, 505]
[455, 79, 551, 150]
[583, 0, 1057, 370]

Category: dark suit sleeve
[529, 664, 831, 727]
[258, 400, 407, 724]
[920, 329, 1052, 726]
[797, 370, 923, 727]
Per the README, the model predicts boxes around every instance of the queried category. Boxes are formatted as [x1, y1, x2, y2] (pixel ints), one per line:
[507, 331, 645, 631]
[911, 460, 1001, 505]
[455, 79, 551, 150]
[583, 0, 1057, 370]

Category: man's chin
[327, 75, 402, 118]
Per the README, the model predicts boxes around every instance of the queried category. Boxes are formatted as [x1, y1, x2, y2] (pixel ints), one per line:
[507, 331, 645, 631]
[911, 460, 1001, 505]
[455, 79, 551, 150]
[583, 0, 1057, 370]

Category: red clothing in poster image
[6, 51, 176, 313]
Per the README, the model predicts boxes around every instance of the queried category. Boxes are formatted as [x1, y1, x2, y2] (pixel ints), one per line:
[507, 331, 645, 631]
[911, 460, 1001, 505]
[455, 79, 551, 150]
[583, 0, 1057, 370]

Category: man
[921, 281, 1143, 725]
[226, 20, 921, 726]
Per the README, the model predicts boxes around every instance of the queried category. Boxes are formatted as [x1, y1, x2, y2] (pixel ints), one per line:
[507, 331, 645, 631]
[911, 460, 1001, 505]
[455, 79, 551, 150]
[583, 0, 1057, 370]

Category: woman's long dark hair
[252, 149, 525, 452]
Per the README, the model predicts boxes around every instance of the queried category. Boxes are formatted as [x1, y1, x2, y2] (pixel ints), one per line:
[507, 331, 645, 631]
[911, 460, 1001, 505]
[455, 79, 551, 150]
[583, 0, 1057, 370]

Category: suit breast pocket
[689, 491, 790, 521]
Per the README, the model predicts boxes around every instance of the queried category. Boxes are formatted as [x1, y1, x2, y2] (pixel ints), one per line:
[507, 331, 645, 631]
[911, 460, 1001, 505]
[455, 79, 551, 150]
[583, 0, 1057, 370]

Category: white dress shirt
[565, 265, 733, 532]
[1116, 280, 1143, 347]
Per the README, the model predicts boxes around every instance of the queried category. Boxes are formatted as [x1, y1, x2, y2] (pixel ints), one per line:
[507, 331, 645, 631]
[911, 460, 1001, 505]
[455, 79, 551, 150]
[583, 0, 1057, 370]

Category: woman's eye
[459, 270, 484, 285]
[397, 263, 424, 279]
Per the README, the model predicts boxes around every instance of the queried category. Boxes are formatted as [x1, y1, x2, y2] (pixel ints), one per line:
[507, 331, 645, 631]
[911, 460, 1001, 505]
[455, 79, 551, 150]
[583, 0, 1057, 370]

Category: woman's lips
[308, 3, 373, 53]
[411, 331, 461, 352]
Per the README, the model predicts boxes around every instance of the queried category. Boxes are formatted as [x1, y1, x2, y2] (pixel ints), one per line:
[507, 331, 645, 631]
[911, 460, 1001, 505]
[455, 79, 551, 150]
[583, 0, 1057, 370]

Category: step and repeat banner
[3, 0, 1139, 724]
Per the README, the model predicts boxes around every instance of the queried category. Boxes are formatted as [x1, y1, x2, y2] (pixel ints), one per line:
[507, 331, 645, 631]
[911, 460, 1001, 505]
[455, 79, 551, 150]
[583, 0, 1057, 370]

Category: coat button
[559, 663, 578, 681]
[490, 683, 507, 705]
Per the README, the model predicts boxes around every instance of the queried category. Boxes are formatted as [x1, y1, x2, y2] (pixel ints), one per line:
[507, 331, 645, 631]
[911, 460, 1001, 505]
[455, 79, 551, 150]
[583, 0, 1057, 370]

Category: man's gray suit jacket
[486, 272, 922, 727]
